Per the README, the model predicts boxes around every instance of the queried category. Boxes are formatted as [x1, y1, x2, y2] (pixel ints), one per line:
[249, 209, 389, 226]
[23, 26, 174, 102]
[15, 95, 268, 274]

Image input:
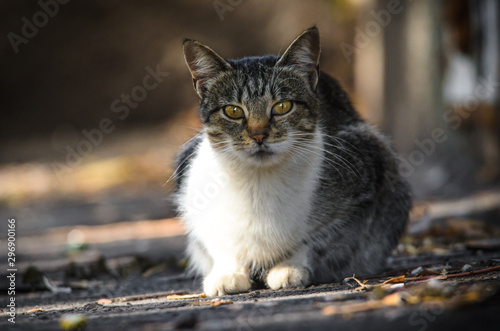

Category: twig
[112, 291, 187, 303]
[344, 275, 375, 291]
[405, 265, 500, 282]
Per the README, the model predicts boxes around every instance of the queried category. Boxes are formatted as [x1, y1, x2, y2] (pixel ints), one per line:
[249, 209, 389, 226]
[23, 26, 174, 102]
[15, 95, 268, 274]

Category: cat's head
[183, 27, 321, 167]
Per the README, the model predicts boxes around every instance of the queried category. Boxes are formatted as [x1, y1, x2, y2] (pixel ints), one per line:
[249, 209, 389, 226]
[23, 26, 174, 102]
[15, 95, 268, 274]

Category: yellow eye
[272, 101, 293, 115]
[223, 105, 244, 119]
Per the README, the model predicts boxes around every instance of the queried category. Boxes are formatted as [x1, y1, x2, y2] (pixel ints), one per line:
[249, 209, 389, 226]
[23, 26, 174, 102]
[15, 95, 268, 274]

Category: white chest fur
[177, 133, 324, 271]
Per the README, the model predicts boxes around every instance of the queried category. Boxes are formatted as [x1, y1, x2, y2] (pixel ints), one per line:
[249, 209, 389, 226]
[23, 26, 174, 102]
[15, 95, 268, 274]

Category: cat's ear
[276, 26, 321, 90]
[183, 39, 232, 98]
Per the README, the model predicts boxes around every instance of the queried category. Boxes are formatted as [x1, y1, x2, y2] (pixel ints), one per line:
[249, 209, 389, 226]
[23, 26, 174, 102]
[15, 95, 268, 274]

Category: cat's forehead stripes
[217, 64, 276, 117]
[245, 97, 270, 121]
[199, 54, 319, 125]
[234, 63, 274, 100]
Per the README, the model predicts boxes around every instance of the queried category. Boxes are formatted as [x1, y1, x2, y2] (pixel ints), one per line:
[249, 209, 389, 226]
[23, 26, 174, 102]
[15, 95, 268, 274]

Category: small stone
[461, 264, 473, 272]
[248, 291, 261, 298]
[410, 266, 424, 276]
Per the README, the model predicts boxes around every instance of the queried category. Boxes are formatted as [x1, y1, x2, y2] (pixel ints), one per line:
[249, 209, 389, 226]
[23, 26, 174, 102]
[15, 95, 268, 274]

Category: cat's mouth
[247, 144, 275, 159]
[239, 141, 292, 165]
[251, 149, 274, 158]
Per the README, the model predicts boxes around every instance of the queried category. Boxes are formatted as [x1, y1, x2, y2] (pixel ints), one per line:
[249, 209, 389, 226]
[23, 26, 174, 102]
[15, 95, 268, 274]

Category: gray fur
[175, 27, 411, 286]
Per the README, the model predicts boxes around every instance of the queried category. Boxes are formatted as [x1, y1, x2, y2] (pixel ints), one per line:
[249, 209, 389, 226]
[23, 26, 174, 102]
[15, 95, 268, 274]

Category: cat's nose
[250, 131, 269, 145]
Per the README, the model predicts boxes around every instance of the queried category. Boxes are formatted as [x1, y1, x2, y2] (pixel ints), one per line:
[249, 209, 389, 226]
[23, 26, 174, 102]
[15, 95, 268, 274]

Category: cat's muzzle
[248, 144, 275, 159]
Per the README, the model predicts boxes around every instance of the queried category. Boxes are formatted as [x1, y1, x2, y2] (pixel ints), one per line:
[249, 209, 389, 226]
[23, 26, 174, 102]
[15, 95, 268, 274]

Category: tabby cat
[174, 27, 411, 296]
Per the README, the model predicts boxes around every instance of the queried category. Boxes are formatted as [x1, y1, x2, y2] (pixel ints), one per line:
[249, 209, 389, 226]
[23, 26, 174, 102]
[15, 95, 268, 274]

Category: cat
[174, 27, 411, 297]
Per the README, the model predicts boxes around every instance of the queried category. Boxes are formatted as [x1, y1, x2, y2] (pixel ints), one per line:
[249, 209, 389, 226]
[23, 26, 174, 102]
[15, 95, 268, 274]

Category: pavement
[1, 192, 500, 330]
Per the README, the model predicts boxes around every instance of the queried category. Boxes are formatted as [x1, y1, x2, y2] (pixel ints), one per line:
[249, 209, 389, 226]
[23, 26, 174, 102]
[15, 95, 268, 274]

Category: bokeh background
[0, 0, 499, 258]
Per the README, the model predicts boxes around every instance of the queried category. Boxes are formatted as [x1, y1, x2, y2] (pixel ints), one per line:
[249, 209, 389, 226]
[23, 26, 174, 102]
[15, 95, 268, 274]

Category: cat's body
[174, 27, 411, 296]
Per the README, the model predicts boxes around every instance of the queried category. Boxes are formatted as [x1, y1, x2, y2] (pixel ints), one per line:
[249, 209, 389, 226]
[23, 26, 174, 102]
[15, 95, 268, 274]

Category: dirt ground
[1, 190, 500, 330]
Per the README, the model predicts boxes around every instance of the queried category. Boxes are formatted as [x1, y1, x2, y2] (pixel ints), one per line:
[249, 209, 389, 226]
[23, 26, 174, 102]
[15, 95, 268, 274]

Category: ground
[1, 190, 500, 330]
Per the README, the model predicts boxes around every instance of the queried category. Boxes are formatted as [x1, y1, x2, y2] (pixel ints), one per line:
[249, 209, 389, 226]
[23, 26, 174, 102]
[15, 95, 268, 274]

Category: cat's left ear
[183, 39, 233, 98]
[276, 26, 321, 90]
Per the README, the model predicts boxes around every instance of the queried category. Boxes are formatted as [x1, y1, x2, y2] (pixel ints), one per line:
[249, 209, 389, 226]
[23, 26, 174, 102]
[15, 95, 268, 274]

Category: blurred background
[0, 0, 499, 275]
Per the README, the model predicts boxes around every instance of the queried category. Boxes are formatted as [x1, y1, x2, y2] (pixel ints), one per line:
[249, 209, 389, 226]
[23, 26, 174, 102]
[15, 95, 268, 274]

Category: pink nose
[250, 131, 269, 145]
[252, 134, 267, 144]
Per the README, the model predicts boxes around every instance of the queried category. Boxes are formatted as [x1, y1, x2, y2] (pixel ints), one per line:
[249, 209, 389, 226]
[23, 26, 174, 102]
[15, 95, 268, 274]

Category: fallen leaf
[27, 308, 42, 313]
[97, 299, 112, 305]
[383, 275, 405, 284]
[381, 292, 403, 306]
[321, 292, 402, 316]
[167, 293, 206, 300]
[211, 299, 233, 306]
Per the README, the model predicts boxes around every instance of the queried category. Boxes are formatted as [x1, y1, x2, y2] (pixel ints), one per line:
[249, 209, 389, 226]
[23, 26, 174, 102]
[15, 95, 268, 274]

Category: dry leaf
[321, 292, 402, 316]
[97, 298, 113, 305]
[383, 275, 405, 284]
[167, 293, 206, 300]
[381, 292, 403, 306]
[27, 308, 42, 313]
[211, 299, 233, 306]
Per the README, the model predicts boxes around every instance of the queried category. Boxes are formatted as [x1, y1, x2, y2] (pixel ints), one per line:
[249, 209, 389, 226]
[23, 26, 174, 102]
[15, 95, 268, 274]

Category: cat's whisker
[322, 133, 364, 155]
[288, 143, 347, 181]
[165, 133, 206, 184]
[320, 140, 361, 160]
[286, 149, 323, 183]
[290, 134, 361, 178]
[165, 131, 230, 187]
[177, 27, 410, 296]
[291, 140, 364, 182]
[162, 149, 198, 187]
[168, 138, 239, 188]
[180, 126, 204, 134]
[292, 138, 362, 179]
[180, 131, 203, 147]
[291, 132, 363, 178]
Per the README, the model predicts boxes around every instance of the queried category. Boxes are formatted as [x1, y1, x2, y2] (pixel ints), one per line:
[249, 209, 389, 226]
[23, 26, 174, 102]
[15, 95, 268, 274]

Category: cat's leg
[186, 239, 213, 277]
[203, 254, 251, 296]
[188, 239, 250, 296]
[266, 248, 311, 290]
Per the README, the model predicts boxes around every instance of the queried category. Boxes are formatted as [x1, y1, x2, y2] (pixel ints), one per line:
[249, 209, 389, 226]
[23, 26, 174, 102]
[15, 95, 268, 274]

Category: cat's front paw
[266, 265, 310, 290]
[203, 271, 251, 297]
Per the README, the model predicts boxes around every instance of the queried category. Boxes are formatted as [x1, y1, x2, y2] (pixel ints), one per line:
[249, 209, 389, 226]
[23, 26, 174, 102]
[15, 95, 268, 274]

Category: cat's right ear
[276, 27, 321, 90]
[183, 39, 232, 98]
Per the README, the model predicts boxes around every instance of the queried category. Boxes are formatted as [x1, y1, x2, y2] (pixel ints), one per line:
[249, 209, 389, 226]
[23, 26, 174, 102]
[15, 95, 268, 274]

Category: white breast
[177, 133, 323, 269]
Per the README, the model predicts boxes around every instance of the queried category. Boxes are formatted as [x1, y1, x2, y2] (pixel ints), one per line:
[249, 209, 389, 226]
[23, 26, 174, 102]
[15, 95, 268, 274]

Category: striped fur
[174, 27, 411, 296]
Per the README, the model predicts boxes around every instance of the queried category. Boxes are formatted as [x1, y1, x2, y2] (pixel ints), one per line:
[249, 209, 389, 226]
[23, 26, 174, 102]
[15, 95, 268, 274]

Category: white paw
[266, 265, 310, 290]
[203, 271, 251, 297]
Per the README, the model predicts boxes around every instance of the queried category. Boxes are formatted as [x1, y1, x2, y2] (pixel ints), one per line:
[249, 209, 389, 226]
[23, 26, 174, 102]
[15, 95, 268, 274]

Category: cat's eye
[223, 105, 244, 119]
[272, 101, 293, 115]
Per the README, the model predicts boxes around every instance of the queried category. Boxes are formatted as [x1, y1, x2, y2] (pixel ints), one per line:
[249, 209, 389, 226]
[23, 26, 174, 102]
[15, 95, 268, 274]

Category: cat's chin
[251, 150, 275, 159]
[242, 149, 285, 167]
[232, 142, 291, 167]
